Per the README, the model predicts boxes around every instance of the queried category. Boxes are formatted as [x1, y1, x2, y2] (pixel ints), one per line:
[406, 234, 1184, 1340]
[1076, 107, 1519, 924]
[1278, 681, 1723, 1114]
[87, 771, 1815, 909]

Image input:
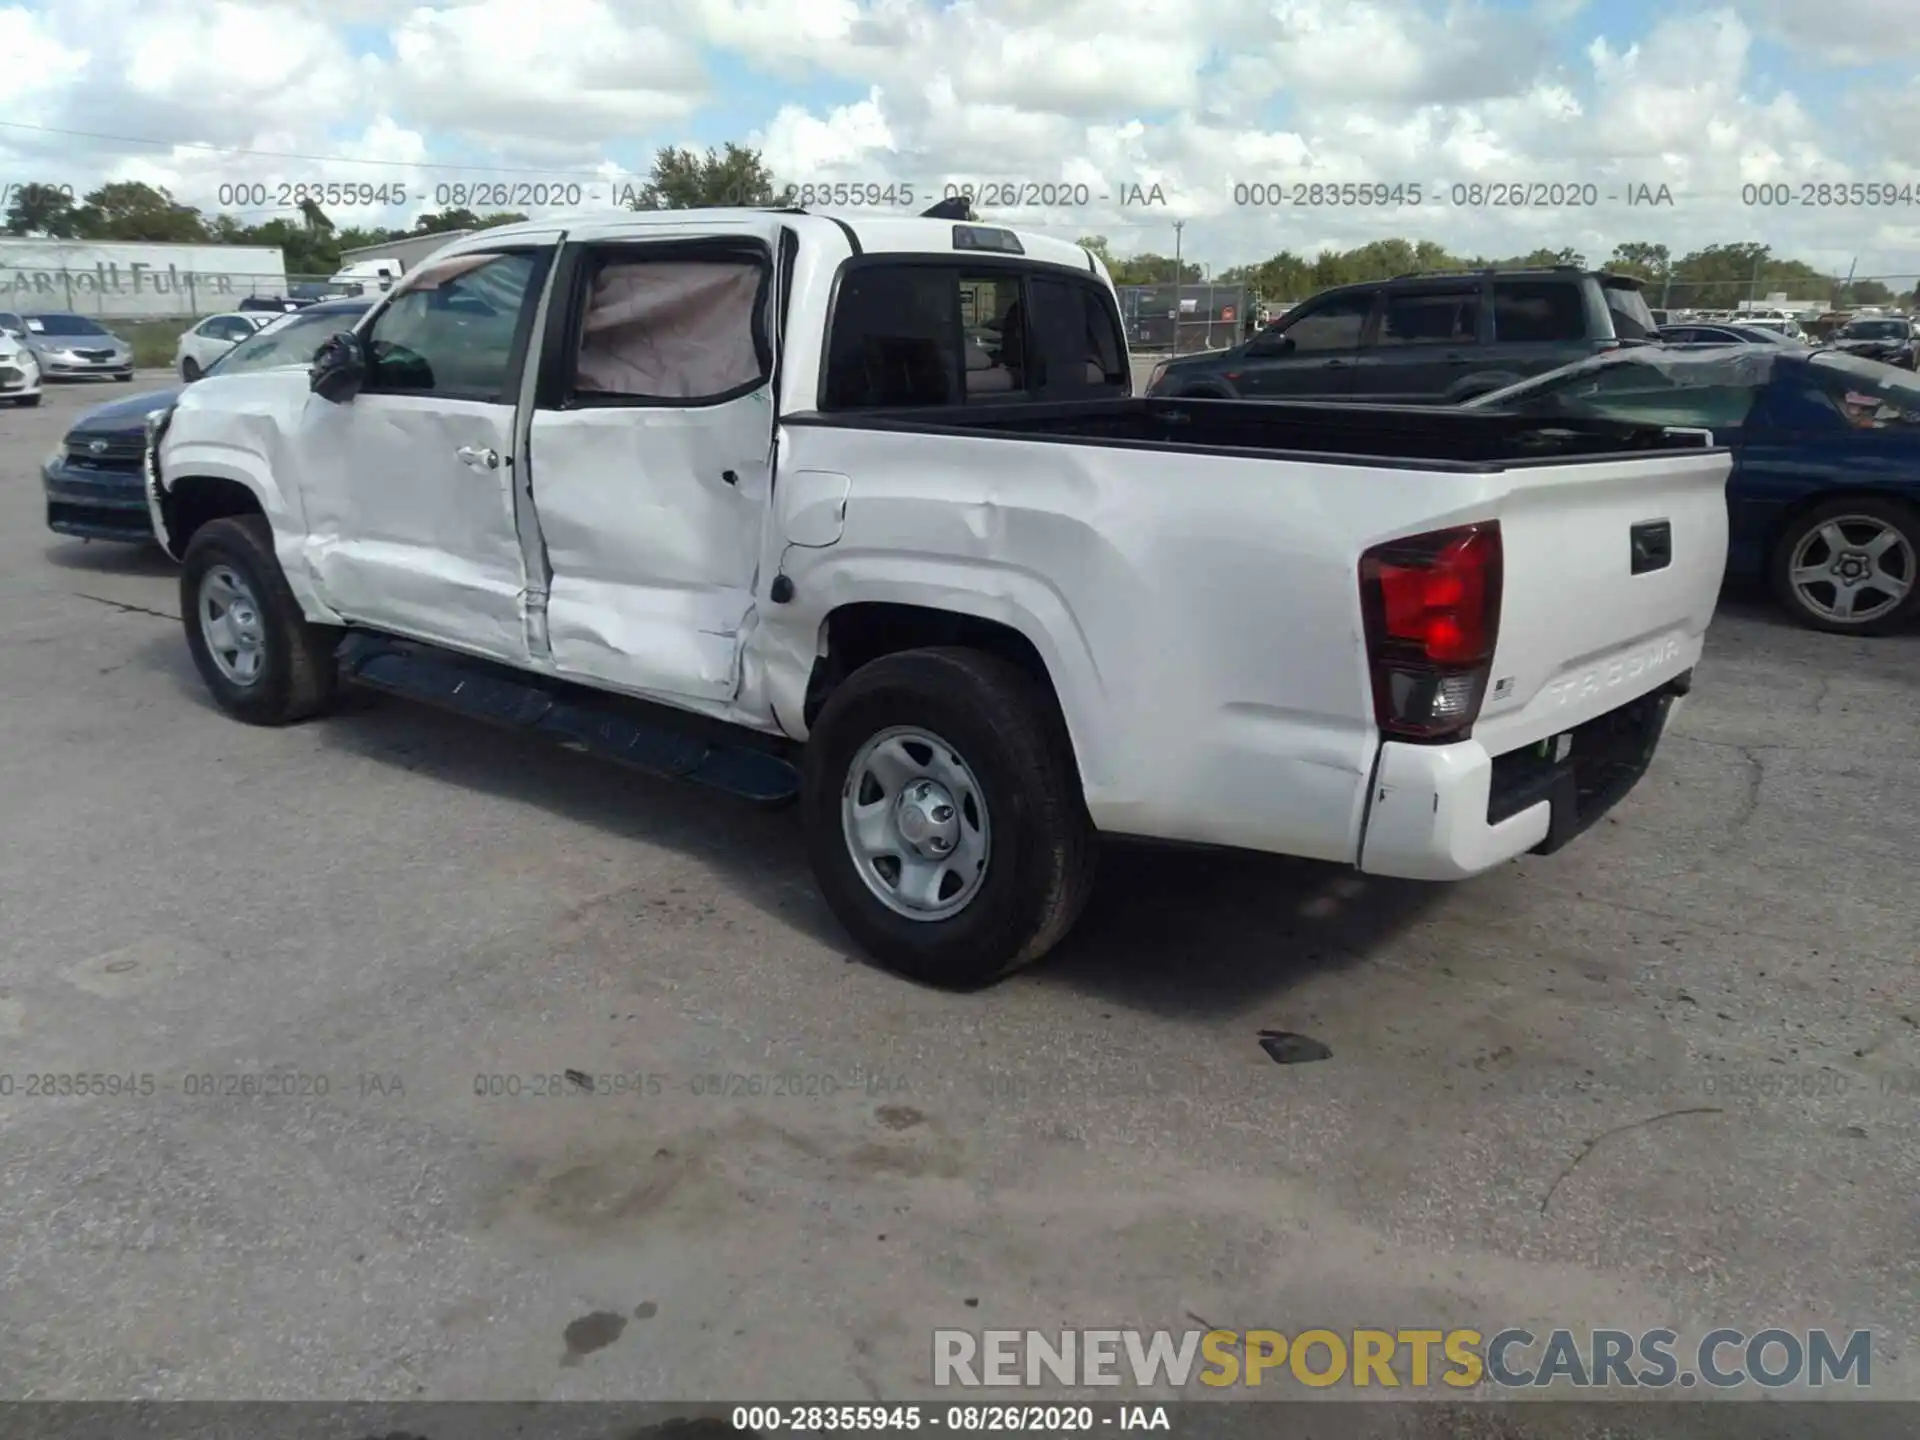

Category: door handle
[457, 446, 500, 469]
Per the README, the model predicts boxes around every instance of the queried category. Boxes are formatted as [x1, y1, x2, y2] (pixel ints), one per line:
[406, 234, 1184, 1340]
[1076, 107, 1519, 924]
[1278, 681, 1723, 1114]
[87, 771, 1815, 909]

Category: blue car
[42, 298, 372, 544]
[1469, 344, 1920, 634]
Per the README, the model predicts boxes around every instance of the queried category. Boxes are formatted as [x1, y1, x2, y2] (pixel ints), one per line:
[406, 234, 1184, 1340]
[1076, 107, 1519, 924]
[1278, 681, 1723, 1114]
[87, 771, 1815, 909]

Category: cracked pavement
[1, 379, 1917, 1428]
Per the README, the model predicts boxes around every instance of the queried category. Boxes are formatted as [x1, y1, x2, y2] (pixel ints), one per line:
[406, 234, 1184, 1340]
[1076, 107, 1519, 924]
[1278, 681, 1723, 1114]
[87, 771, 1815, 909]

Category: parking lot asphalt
[2, 377, 1917, 1418]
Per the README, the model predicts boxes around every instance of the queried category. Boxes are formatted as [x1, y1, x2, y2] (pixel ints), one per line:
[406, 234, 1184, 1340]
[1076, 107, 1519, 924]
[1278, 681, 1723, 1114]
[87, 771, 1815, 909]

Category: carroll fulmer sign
[0, 240, 289, 317]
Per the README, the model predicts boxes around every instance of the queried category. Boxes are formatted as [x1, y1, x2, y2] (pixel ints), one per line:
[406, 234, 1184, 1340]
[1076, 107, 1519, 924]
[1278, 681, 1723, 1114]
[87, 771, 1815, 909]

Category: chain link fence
[1643, 273, 1919, 313]
[0, 270, 339, 321]
[1118, 284, 1256, 355]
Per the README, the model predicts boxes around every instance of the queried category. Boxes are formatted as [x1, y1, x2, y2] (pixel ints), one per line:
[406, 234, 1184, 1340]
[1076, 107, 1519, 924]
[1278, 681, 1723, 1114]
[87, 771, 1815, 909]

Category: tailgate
[1470, 447, 1730, 756]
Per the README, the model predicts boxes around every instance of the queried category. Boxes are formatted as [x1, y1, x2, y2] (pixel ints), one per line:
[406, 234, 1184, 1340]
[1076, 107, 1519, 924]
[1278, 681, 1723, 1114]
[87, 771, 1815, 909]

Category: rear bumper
[1357, 674, 1687, 881]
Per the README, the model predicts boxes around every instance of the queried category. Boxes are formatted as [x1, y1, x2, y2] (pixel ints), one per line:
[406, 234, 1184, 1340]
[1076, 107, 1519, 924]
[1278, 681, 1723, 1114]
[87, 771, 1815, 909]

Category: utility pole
[1172, 219, 1185, 353]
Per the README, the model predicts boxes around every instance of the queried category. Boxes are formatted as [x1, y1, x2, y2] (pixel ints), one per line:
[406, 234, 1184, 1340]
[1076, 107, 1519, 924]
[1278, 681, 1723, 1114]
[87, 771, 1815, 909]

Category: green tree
[297, 198, 334, 234]
[71, 181, 207, 242]
[1103, 252, 1200, 285]
[1658, 242, 1829, 310]
[3, 182, 83, 238]
[1839, 279, 1892, 306]
[410, 206, 483, 234]
[1606, 241, 1671, 283]
[626, 143, 776, 210]
[1077, 235, 1115, 268]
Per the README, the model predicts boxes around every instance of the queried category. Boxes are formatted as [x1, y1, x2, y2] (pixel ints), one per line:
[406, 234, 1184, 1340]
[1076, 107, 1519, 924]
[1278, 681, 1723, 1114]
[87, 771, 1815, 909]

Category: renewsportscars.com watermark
[933, 1327, 1873, 1391]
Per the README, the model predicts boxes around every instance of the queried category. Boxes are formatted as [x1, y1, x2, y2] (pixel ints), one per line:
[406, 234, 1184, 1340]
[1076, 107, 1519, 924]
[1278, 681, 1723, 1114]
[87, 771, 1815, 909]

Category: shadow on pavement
[134, 632, 1442, 1013]
[41, 539, 175, 577]
[1037, 839, 1440, 1018]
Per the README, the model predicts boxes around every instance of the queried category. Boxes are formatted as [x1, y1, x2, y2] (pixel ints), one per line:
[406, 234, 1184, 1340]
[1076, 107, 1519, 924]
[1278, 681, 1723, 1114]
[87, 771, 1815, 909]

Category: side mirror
[310, 332, 368, 403]
[1247, 330, 1294, 357]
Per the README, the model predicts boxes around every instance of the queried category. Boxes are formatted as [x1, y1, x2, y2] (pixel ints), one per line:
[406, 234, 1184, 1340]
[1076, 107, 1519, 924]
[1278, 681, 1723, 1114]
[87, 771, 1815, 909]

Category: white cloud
[2, 0, 1915, 283]
[384, 0, 709, 143]
[1747, 0, 1920, 63]
[0, 6, 89, 104]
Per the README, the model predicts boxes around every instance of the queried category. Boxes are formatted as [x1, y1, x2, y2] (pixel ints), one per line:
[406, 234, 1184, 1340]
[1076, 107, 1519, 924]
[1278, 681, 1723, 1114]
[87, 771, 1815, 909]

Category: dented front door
[525, 218, 786, 704]
[302, 244, 557, 662]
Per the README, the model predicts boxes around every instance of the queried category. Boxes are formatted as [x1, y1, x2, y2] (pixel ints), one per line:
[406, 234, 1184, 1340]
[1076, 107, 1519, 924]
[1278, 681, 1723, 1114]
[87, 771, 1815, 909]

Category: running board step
[336, 634, 799, 804]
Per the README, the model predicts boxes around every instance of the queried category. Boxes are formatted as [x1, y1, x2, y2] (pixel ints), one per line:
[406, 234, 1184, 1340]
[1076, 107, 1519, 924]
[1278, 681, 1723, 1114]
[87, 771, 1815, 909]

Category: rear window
[1603, 282, 1656, 340]
[1499, 356, 1760, 428]
[1491, 282, 1585, 343]
[822, 263, 1127, 410]
[1026, 277, 1128, 392]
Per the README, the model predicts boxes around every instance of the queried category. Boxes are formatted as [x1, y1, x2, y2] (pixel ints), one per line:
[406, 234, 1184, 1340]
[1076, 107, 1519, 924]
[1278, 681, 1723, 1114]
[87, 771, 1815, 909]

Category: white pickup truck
[146, 209, 1730, 987]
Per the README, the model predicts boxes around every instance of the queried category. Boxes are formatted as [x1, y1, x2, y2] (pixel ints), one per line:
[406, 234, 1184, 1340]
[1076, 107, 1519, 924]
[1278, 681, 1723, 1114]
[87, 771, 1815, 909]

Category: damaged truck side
[146, 210, 1731, 987]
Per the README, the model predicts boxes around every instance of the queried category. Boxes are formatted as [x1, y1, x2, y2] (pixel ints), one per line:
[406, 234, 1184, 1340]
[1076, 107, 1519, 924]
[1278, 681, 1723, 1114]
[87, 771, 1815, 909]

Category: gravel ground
[1, 376, 1916, 1435]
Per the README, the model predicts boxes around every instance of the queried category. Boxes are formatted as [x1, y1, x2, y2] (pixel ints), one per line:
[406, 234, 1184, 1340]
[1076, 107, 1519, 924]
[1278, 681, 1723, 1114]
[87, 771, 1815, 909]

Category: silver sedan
[15, 312, 135, 382]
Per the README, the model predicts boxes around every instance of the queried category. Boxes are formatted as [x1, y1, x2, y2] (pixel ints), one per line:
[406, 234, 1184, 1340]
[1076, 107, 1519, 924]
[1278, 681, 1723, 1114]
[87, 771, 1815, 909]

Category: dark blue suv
[43, 298, 370, 543]
[1145, 266, 1659, 404]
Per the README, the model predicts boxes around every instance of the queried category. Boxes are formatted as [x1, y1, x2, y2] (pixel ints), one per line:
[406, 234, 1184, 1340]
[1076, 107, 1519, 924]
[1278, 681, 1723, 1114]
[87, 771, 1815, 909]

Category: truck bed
[783, 395, 1716, 469]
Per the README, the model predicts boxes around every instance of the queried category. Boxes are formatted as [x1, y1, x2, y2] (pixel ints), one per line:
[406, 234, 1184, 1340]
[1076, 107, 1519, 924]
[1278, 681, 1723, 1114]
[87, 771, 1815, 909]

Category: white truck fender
[764, 552, 1114, 795]
[151, 440, 342, 625]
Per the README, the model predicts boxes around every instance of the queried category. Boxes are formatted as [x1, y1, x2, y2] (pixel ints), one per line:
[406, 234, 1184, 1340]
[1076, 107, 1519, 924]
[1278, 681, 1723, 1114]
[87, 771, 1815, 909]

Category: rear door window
[1491, 281, 1586, 343]
[1373, 289, 1478, 346]
[564, 248, 771, 404]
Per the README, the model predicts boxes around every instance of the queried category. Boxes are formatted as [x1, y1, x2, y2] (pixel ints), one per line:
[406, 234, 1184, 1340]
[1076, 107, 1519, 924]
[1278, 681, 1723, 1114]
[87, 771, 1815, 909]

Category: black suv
[1145, 266, 1658, 404]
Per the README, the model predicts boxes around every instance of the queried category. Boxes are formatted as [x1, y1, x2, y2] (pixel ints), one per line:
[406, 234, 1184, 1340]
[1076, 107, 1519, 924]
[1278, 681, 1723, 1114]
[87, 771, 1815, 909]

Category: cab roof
[436, 207, 1103, 275]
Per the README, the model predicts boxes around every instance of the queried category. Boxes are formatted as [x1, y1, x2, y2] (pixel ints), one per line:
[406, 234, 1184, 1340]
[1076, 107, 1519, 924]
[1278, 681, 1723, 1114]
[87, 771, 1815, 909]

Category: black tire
[181, 358, 202, 382]
[1768, 496, 1920, 636]
[801, 647, 1098, 988]
[11, 394, 38, 407]
[179, 514, 340, 724]
[115, 370, 133, 383]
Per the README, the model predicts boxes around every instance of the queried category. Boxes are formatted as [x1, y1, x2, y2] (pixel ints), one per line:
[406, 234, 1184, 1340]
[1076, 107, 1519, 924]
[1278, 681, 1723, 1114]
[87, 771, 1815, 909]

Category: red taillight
[1359, 523, 1503, 742]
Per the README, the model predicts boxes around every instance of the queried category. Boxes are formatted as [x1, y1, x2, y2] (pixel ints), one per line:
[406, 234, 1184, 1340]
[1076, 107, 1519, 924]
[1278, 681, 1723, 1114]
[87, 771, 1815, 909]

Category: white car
[148, 210, 1730, 987]
[174, 312, 275, 381]
[0, 315, 42, 406]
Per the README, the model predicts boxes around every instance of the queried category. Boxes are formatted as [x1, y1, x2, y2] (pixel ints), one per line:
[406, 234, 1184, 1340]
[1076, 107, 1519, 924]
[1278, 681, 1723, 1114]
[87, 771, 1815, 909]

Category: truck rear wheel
[179, 515, 340, 725]
[800, 647, 1097, 988]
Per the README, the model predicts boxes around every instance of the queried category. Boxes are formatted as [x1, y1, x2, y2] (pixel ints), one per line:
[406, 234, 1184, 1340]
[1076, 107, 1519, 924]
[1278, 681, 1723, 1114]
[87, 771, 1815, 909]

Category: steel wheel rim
[840, 725, 991, 921]
[198, 564, 268, 687]
[1788, 515, 1915, 624]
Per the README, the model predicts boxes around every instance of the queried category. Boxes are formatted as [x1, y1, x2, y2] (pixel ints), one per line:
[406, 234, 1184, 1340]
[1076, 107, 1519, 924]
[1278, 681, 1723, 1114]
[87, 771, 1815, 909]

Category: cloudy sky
[4, 0, 1919, 280]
